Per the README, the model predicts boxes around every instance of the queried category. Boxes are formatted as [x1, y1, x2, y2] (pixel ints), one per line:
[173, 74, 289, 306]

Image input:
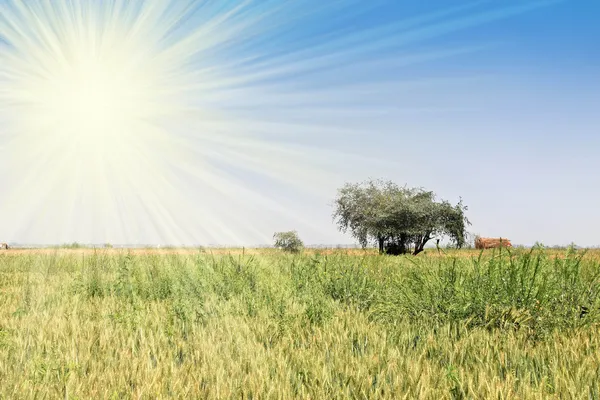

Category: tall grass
[0, 247, 599, 398]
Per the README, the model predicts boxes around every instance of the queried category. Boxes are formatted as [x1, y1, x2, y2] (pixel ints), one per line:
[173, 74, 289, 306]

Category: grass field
[1, 247, 599, 399]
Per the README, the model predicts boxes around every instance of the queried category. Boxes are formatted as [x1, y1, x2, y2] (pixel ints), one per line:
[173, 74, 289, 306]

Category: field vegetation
[1, 246, 599, 399]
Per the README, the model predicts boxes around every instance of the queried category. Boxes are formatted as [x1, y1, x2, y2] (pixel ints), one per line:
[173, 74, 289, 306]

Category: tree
[273, 231, 304, 253]
[332, 179, 470, 255]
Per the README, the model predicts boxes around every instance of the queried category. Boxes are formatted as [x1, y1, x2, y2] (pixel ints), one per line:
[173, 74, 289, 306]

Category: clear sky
[0, 0, 598, 247]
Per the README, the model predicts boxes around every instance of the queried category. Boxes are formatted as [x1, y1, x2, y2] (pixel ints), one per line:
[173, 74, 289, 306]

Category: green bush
[273, 231, 304, 253]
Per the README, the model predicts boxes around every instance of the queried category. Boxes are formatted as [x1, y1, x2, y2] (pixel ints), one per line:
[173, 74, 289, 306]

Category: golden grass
[1, 249, 599, 399]
[3, 246, 600, 259]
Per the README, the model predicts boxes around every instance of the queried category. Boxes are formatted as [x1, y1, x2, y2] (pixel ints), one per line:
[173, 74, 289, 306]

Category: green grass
[1, 247, 599, 399]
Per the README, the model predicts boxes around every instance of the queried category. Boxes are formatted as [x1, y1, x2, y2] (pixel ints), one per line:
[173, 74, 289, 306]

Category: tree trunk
[378, 236, 385, 254]
[399, 233, 408, 255]
[412, 232, 432, 255]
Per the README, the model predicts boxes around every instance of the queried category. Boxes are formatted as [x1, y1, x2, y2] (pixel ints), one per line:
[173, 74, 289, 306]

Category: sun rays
[0, 0, 557, 246]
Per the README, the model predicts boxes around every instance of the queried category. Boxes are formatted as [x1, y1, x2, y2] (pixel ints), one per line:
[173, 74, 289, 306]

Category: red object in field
[475, 237, 512, 249]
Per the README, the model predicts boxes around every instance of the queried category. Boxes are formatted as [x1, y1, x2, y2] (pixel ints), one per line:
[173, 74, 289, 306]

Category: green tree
[332, 179, 470, 255]
[273, 231, 304, 253]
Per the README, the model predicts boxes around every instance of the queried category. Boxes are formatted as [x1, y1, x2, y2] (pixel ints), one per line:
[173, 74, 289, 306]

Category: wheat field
[1, 247, 599, 399]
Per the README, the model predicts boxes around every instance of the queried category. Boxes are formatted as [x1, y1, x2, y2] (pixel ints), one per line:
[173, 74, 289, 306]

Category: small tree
[273, 231, 304, 253]
[332, 179, 470, 255]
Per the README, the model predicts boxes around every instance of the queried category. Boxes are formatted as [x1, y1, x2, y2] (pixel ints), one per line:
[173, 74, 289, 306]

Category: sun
[27, 34, 163, 156]
[1, 0, 339, 245]
[45, 56, 125, 140]
[59, 58, 123, 128]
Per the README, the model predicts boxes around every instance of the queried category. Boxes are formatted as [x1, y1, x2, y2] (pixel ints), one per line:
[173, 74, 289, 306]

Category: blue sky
[266, 0, 600, 247]
[0, 0, 598, 247]
[243, 0, 600, 247]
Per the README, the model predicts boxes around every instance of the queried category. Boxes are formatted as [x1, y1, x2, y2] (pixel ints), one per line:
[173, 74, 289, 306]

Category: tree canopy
[332, 179, 470, 255]
[273, 231, 304, 253]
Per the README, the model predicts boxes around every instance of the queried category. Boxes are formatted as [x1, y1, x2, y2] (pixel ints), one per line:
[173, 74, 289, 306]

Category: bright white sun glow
[52, 56, 128, 136]
[3, 0, 384, 246]
[0, 0, 552, 246]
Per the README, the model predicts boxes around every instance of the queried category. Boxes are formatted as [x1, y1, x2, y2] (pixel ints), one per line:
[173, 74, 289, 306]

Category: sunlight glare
[0, 0, 551, 246]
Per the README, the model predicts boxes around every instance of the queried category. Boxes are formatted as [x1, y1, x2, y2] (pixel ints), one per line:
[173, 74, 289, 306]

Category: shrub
[273, 231, 304, 253]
